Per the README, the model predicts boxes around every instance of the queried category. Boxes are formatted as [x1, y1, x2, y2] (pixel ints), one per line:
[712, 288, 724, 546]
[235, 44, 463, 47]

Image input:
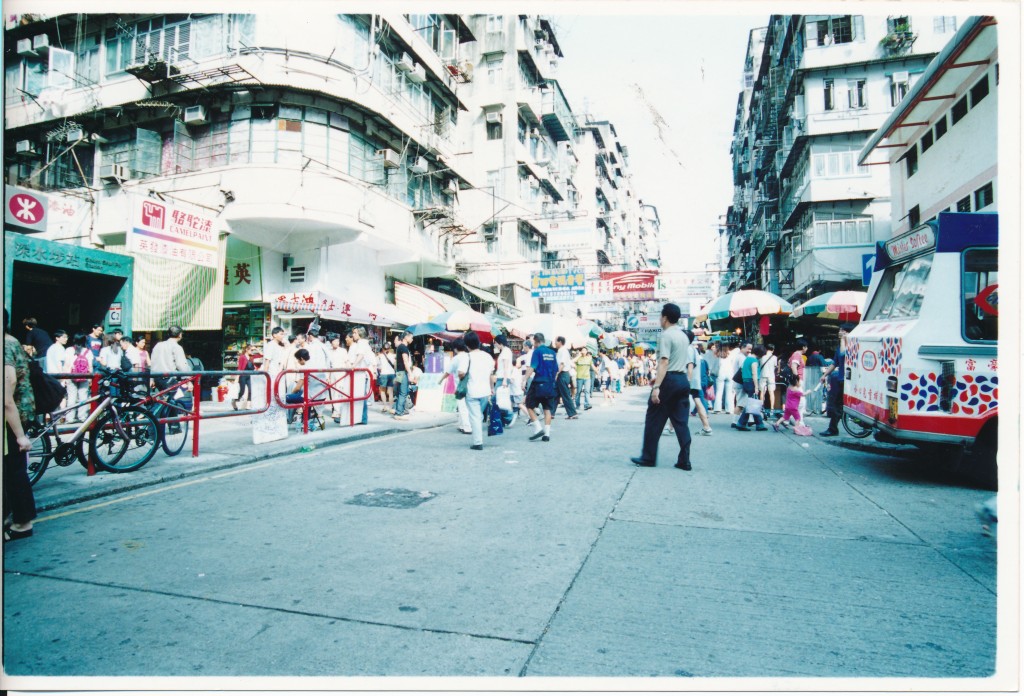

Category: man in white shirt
[346, 327, 375, 425]
[45, 330, 69, 374]
[120, 335, 141, 371]
[150, 325, 190, 390]
[553, 336, 578, 419]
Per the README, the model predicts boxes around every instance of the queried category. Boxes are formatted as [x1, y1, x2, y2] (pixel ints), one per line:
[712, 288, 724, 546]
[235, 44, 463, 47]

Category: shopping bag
[488, 398, 505, 436]
[495, 384, 512, 412]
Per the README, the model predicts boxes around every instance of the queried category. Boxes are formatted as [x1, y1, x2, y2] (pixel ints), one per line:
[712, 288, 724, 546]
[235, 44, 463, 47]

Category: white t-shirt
[464, 350, 494, 398]
[495, 346, 514, 381]
[45, 342, 66, 374]
[556, 346, 572, 374]
[378, 352, 396, 376]
[328, 346, 349, 369]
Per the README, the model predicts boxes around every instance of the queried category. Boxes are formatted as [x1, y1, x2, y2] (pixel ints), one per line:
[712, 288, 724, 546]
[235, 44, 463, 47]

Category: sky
[551, 12, 766, 282]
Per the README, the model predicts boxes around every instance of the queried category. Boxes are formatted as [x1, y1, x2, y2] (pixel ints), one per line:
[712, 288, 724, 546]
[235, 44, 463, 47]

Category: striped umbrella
[792, 291, 866, 321]
[429, 309, 493, 333]
[694, 290, 794, 322]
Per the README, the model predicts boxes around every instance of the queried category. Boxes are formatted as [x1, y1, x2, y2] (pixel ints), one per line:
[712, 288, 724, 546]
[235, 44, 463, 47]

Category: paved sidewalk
[30, 400, 457, 513]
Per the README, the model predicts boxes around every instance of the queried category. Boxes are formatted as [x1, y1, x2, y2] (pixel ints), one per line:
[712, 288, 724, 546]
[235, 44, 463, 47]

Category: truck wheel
[969, 421, 998, 491]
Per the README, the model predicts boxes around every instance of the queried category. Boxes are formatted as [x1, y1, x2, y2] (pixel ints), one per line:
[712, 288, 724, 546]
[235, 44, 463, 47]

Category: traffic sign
[862, 253, 875, 287]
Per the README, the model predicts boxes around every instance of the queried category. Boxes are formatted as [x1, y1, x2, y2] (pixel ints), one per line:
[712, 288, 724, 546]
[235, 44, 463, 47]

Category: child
[731, 393, 767, 431]
[772, 373, 805, 431]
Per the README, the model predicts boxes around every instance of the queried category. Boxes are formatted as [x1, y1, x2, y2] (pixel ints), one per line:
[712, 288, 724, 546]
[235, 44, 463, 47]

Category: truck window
[962, 248, 998, 342]
[863, 254, 933, 321]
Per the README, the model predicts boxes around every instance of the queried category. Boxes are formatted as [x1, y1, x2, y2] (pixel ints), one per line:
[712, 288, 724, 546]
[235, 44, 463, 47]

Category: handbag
[732, 368, 744, 384]
[454, 371, 470, 400]
[495, 383, 512, 411]
[487, 397, 505, 436]
[704, 384, 715, 403]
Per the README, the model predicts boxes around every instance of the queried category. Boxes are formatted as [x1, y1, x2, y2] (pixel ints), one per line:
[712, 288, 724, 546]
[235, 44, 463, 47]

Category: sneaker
[470, 444, 483, 451]
[699, 428, 713, 436]
[542, 435, 550, 442]
[529, 429, 545, 441]
[771, 424, 780, 432]
[730, 423, 750, 431]
[393, 414, 409, 421]
[755, 426, 768, 431]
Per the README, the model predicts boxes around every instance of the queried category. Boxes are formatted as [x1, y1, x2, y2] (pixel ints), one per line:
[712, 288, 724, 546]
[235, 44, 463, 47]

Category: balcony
[540, 80, 576, 142]
[483, 31, 507, 55]
[516, 85, 543, 125]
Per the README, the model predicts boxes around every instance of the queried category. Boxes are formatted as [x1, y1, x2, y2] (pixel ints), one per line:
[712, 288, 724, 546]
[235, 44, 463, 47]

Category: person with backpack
[760, 344, 779, 418]
[66, 333, 95, 423]
[4, 309, 37, 542]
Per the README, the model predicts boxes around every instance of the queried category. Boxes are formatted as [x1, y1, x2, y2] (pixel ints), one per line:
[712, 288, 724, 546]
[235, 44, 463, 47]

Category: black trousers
[3, 424, 37, 525]
[826, 377, 844, 430]
[554, 372, 578, 417]
[640, 372, 691, 467]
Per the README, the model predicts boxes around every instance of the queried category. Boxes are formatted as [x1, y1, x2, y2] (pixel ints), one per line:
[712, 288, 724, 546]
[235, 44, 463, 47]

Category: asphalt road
[2, 390, 1001, 686]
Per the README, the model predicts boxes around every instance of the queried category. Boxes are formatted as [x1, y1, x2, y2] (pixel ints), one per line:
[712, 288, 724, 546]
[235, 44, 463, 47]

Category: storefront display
[223, 304, 270, 369]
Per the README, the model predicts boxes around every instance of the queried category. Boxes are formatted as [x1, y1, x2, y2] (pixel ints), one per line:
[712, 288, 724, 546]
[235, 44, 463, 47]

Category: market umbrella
[791, 291, 867, 322]
[636, 342, 655, 351]
[504, 313, 589, 348]
[610, 330, 636, 344]
[405, 320, 446, 337]
[577, 319, 604, 339]
[601, 335, 620, 350]
[430, 309, 492, 333]
[694, 290, 794, 322]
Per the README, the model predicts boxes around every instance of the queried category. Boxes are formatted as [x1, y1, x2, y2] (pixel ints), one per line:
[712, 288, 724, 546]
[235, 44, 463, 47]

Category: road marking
[35, 431, 414, 524]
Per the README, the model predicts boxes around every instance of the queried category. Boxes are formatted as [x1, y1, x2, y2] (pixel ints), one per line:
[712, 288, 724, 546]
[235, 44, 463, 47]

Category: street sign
[862, 253, 875, 287]
[5, 186, 48, 233]
[531, 268, 586, 302]
[107, 302, 123, 327]
[625, 315, 640, 329]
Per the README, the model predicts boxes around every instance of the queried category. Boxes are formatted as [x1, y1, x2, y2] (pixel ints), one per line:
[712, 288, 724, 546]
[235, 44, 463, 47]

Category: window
[823, 78, 835, 111]
[486, 169, 503, 200]
[486, 15, 502, 33]
[920, 130, 933, 153]
[811, 214, 873, 246]
[486, 121, 503, 140]
[890, 73, 910, 106]
[486, 56, 503, 85]
[886, 16, 911, 34]
[810, 16, 857, 46]
[933, 16, 957, 34]
[951, 95, 968, 124]
[907, 205, 920, 228]
[956, 196, 971, 212]
[864, 254, 933, 321]
[905, 145, 918, 177]
[962, 248, 998, 342]
[974, 182, 994, 210]
[934, 114, 947, 140]
[970, 75, 989, 107]
[847, 78, 867, 109]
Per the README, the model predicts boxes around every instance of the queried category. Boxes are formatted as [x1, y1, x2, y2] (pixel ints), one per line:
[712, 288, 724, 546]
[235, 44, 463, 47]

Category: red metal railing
[273, 367, 376, 434]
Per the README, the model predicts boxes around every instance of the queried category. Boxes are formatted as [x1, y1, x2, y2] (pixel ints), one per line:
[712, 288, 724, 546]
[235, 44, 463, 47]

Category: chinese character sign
[128, 194, 219, 268]
[531, 268, 586, 302]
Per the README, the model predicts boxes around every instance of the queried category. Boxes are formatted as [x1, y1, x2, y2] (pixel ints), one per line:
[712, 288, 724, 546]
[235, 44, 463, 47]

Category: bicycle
[134, 376, 194, 457]
[842, 411, 874, 439]
[27, 366, 160, 485]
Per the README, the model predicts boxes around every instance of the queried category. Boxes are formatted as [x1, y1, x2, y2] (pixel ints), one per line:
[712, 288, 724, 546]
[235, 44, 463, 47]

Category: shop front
[272, 289, 396, 350]
[4, 231, 133, 337]
[222, 237, 269, 369]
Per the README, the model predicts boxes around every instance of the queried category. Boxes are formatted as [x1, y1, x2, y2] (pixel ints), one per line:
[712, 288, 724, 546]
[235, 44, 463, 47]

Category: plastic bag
[794, 423, 813, 437]
[495, 384, 512, 412]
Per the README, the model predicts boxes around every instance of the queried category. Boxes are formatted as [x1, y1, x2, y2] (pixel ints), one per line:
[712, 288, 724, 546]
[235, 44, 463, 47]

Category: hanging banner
[531, 268, 586, 302]
[655, 274, 714, 301]
[128, 194, 219, 268]
[224, 237, 263, 303]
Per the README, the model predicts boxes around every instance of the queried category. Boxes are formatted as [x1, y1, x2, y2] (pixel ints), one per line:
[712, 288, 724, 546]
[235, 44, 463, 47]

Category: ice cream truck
[844, 212, 998, 482]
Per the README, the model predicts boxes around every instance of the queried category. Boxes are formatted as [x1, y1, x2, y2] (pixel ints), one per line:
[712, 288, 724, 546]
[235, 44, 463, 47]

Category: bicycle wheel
[842, 412, 873, 439]
[160, 416, 190, 456]
[89, 406, 160, 473]
[27, 433, 52, 486]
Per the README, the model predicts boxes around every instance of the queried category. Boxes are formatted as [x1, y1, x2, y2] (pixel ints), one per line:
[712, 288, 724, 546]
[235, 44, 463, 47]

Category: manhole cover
[345, 488, 437, 509]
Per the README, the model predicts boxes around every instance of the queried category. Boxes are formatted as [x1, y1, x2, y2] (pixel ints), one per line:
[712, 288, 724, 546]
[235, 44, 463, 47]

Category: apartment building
[723, 13, 965, 305]
[4, 11, 660, 362]
[859, 16, 997, 229]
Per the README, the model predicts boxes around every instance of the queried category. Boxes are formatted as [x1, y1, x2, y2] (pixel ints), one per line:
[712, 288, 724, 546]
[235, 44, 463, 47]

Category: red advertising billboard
[600, 270, 659, 299]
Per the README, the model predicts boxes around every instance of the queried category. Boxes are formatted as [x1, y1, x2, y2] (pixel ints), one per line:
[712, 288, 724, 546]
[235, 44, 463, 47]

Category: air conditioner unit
[482, 224, 498, 239]
[407, 64, 427, 84]
[444, 179, 459, 195]
[65, 127, 85, 143]
[542, 195, 552, 204]
[397, 52, 414, 72]
[32, 34, 50, 54]
[99, 163, 129, 182]
[15, 140, 38, 157]
[377, 148, 400, 168]
[16, 38, 35, 56]
[534, 29, 549, 42]
[183, 105, 207, 125]
[410, 157, 429, 174]
[530, 128, 540, 139]
[485, 111, 502, 124]
[529, 178, 540, 189]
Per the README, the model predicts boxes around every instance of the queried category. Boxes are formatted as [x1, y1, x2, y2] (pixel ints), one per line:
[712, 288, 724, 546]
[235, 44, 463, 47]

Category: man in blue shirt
[523, 332, 558, 442]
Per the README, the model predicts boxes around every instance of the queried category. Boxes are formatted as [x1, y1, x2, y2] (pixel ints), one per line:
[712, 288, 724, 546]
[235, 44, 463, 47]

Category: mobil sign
[601, 270, 658, 300]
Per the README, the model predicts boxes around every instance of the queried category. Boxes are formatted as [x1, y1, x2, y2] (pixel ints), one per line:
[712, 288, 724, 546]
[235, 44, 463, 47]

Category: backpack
[28, 359, 66, 415]
[70, 349, 91, 383]
[777, 358, 795, 385]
